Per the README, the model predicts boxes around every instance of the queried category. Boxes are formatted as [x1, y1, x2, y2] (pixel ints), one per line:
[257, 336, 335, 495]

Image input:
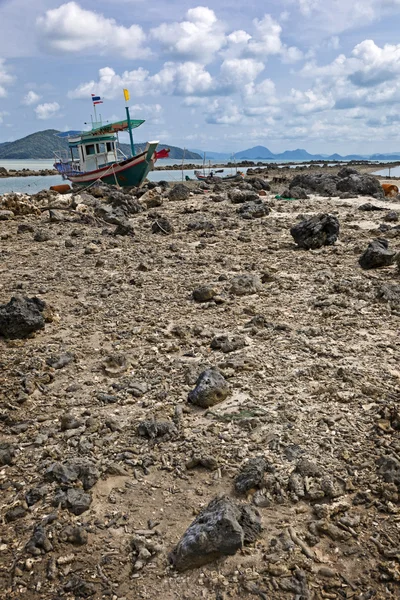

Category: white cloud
[247, 15, 283, 56]
[68, 66, 151, 100]
[36, 2, 150, 59]
[150, 6, 225, 63]
[219, 59, 265, 91]
[22, 90, 41, 105]
[0, 59, 15, 97]
[293, 0, 400, 34]
[35, 102, 60, 119]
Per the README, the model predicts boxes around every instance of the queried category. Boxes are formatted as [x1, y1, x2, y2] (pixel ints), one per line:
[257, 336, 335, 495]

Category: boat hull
[68, 142, 158, 188]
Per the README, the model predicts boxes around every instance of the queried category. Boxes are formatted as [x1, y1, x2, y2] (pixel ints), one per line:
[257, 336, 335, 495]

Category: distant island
[189, 145, 400, 162]
[0, 129, 201, 161]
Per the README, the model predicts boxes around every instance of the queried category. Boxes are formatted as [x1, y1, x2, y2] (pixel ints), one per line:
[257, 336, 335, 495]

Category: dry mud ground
[1, 184, 400, 600]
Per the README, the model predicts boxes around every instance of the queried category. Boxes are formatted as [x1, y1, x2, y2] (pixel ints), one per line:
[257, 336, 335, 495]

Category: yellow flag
[123, 88, 130, 102]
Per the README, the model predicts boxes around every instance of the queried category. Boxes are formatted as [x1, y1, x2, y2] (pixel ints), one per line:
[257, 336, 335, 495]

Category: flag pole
[123, 89, 135, 157]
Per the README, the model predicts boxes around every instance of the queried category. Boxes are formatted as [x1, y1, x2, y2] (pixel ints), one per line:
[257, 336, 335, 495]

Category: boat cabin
[68, 133, 118, 172]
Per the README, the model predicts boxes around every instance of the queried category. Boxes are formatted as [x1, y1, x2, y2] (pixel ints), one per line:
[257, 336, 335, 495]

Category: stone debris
[229, 273, 262, 296]
[0, 296, 46, 339]
[169, 495, 262, 571]
[358, 238, 397, 269]
[2, 169, 400, 598]
[188, 368, 230, 407]
[234, 456, 270, 494]
[290, 213, 340, 249]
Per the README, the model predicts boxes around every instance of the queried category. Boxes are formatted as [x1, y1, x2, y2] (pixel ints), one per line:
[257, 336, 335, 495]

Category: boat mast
[181, 147, 186, 181]
[123, 88, 135, 157]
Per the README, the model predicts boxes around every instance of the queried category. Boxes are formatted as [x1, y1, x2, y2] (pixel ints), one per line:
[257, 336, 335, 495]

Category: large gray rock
[0, 296, 46, 339]
[289, 173, 339, 196]
[290, 214, 340, 250]
[358, 238, 396, 270]
[237, 200, 270, 219]
[336, 173, 384, 197]
[289, 168, 383, 198]
[228, 189, 260, 204]
[169, 495, 262, 571]
[230, 274, 262, 296]
[188, 368, 230, 408]
[169, 183, 190, 201]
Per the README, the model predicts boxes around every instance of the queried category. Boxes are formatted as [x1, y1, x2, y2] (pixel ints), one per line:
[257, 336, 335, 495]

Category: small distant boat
[194, 169, 244, 181]
[54, 91, 169, 188]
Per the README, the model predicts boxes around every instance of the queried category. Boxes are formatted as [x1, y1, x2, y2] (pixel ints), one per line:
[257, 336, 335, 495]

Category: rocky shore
[0, 167, 58, 178]
[1, 168, 400, 599]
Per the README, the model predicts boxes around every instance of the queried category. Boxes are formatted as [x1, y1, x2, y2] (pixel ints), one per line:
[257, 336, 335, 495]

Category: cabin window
[97, 143, 106, 153]
[85, 144, 96, 156]
[106, 142, 114, 152]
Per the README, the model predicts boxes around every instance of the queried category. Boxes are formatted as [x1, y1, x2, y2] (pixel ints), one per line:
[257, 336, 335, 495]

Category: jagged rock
[0, 193, 40, 216]
[377, 455, 400, 485]
[358, 238, 396, 270]
[229, 274, 262, 296]
[54, 488, 92, 515]
[0, 443, 15, 466]
[26, 525, 53, 555]
[169, 184, 190, 201]
[290, 186, 309, 200]
[46, 352, 74, 369]
[377, 284, 400, 305]
[140, 188, 163, 208]
[186, 455, 219, 470]
[337, 173, 384, 197]
[289, 174, 339, 196]
[137, 420, 178, 439]
[60, 413, 82, 431]
[358, 203, 384, 212]
[210, 334, 246, 353]
[235, 456, 269, 494]
[114, 220, 135, 236]
[192, 285, 217, 302]
[34, 230, 52, 242]
[64, 575, 96, 597]
[384, 210, 399, 222]
[5, 505, 27, 522]
[46, 459, 99, 490]
[228, 189, 260, 204]
[248, 177, 271, 191]
[60, 525, 88, 545]
[169, 495, 262, 571]
[289, 169, 383, 198]
[290, 214, 340, 250]
[0, 296, 46, 339]
[17, 223, 35, 233]
[237, 200, 270, 219]
[25, 487, 45, 506]
[188, 368, 230, 408]
[152, 217, 174, 234]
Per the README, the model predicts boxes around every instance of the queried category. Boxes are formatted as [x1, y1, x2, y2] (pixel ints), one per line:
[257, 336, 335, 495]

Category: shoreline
[1, 159, 400, 179]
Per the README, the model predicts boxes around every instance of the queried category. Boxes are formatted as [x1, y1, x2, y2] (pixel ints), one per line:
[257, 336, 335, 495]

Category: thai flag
[91, 94, 103, 105]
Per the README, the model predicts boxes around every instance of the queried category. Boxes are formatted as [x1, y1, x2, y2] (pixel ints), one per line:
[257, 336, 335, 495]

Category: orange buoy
[50, 184, 71, 194]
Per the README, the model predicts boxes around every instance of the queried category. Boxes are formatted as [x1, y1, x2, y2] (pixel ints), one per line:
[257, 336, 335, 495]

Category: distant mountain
[276, 148, 323, 160]
[234, 146, 275, 159]
[188, 149, 232, 160]
[0, 129, 201, 161]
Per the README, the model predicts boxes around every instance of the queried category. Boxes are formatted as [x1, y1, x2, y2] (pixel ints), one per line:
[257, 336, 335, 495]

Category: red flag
[155, 148, 170, 160]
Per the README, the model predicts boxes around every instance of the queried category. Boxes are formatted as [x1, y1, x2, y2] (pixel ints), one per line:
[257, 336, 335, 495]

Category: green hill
[0, 129, 201, 160]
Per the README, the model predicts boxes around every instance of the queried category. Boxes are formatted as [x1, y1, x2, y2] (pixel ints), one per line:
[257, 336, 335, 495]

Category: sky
[1, 0, 400, 154]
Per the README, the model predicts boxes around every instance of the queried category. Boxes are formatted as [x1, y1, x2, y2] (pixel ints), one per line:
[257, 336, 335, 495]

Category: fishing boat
[194, 169, 244, 181]
[53, 90, 169, 188]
